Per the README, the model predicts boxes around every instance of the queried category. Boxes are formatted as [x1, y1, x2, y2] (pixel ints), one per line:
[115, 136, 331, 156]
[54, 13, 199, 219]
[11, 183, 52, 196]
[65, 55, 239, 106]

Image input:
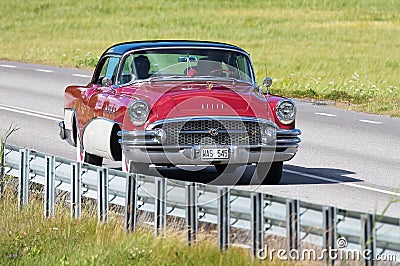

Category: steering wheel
[210, 68, 232, 77]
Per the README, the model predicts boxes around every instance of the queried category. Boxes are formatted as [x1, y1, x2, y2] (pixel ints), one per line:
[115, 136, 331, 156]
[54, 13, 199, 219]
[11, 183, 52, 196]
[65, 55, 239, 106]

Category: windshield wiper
[148, 75, 189, 81]
[194, 76, 253, 85]
[144, 75, 254, 86]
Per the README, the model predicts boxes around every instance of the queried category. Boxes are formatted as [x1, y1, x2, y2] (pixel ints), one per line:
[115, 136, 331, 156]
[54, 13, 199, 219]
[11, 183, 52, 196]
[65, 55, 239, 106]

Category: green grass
[0, 185, 283, 266]
[1, 0, 399, 116]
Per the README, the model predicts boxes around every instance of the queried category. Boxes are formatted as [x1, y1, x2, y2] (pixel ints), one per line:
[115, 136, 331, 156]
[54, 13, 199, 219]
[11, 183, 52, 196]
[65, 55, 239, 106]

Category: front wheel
[84, 152, 103, 166]
[256, 161, 283, 185]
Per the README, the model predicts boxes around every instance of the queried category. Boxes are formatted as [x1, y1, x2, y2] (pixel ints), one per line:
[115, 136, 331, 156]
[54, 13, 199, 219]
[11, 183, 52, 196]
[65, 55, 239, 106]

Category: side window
[118, 55, 135, 85]
[236, 56, 252, 82]
[118, 54, 152, 84]
[95, 56, 120, 85]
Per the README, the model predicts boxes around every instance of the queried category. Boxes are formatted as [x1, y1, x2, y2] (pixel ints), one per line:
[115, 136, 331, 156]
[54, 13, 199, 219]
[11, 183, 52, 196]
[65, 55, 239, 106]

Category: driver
[187, 58, 222, 77]
[132, 55, 151, 79]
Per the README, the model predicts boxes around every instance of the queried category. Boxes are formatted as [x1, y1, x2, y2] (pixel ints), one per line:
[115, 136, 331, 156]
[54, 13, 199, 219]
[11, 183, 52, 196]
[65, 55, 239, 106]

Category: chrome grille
[154, 119, 261, 145]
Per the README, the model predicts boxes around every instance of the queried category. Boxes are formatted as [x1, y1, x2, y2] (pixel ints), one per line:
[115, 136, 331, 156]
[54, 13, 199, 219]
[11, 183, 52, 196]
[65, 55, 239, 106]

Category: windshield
[117, 48, 254, 85]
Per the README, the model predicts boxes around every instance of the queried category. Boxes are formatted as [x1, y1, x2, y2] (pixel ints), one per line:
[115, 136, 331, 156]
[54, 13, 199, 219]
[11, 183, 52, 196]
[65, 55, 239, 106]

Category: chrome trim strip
[118, 130, 153, 137]
[118, 129, 165, 146]
[119, 120, 301, 148]
[276, 128, 302, 137]
[146, 116, 278, 130]
[119, 142, 277, 149]
[276, 138, 301, 145]
[119, 139, 161, 146]
[179, 129, 249, 134]
[275, 129, 301, 148]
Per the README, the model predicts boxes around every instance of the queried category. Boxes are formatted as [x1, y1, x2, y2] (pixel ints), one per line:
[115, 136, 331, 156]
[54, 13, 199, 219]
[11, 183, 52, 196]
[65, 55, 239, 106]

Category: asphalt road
[1, 60, 399, 218]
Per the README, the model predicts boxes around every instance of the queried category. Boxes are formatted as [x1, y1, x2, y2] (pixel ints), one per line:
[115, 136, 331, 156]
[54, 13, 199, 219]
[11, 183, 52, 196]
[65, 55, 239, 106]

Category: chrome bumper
[118, 128, 301, 165]
[58, 120, 76, 147]
[276, 129, 302, 148]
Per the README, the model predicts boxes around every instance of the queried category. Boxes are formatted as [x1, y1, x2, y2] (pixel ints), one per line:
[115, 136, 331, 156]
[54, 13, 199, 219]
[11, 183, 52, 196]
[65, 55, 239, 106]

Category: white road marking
[359, 119, 382, 124]
[284, 169, 400, 197]
[0, 64, 17, 68]
[73, 74, 91, 78]
[0, 104, 63, 122]
[35, 69, 54, 73]
[315, 112, 337, 117]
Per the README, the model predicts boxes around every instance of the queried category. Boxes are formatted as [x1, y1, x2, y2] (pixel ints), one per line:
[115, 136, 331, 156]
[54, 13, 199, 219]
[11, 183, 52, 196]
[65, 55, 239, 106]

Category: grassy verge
[1, 0, 399, 117]
[0, 185, 285, 266]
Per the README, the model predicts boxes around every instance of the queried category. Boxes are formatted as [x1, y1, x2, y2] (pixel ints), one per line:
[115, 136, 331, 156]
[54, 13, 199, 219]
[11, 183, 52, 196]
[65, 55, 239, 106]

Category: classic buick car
[59, 40, 301, 184]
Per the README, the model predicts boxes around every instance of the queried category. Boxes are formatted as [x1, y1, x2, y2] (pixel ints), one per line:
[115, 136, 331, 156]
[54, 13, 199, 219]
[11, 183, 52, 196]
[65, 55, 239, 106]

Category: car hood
[120, 81, 274, 124]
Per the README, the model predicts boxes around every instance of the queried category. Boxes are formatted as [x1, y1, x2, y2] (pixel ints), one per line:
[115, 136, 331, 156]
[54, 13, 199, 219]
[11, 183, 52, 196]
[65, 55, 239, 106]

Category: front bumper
[118, 128, 301, 165]
[58, 120, 76, 147]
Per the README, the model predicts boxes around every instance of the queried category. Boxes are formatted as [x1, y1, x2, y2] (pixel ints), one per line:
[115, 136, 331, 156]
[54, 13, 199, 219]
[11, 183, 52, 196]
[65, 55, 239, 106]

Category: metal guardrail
[1, 144, 400, 264]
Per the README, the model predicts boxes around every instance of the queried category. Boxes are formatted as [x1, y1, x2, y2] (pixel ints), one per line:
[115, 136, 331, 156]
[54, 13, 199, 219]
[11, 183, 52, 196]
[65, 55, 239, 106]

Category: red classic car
[59, 40, 301, 184]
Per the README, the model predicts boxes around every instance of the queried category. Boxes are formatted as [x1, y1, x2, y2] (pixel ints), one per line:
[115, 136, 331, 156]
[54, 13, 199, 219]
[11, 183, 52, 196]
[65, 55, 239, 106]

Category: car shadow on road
[142, 164, 361, 186]
[149, 165, 250, 186]
[137, 164, 362, 186]
[280, 164, 361, 185]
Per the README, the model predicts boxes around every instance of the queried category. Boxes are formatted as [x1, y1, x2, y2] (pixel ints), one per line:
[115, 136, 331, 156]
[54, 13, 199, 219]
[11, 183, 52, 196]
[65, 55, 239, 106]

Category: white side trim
[83, 118, 115, 160]
[64, 109, 75, 130]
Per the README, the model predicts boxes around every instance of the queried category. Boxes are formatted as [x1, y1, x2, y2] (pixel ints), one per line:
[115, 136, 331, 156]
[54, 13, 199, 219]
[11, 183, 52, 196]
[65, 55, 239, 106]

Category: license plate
[201, 147, 229, 160]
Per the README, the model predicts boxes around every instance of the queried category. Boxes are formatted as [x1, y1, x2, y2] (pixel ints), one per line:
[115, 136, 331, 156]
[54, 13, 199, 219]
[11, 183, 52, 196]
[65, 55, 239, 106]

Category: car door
[102, 55, 135, 124]
[85, 55, 121, 121]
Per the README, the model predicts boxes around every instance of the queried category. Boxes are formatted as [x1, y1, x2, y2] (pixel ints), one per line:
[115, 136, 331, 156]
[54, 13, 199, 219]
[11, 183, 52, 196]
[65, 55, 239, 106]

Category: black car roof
[103, 40, 249, 56]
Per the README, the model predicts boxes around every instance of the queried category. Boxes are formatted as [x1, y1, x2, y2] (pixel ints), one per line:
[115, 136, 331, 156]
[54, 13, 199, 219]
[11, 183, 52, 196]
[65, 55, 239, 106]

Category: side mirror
[101, 77, 113, 87]
[263, 77, 273, 88]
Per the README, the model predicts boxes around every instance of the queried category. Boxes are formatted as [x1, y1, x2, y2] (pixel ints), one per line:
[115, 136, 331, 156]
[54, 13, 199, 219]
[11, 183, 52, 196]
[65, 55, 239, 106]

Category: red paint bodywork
[64, 81, 295, 136]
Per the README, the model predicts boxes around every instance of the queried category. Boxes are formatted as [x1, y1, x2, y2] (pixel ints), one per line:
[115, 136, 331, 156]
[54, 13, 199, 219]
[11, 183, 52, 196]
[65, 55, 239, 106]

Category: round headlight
[276, 100, 296, 125]
[128, 100, 149, 126]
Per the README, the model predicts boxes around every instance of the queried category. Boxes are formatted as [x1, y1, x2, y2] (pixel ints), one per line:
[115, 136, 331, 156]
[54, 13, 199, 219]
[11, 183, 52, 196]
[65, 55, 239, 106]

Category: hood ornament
[206, 81, 213, 91]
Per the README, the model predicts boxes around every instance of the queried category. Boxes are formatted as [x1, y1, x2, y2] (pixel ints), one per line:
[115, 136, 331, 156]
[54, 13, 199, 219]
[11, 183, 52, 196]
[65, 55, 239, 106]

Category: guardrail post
[251, 192, 264, 258]
[70, 162, 82, 218]
[361, 214, 376, 266]
[322, 206, 337, 266]
[154, 177, 167, 237]
[44, 155, 56, 218]
[125, 173, 138, 233]
[218, 187, 230, 251]
[18, 148, 30, 209]
[97, 167, 109, 223]
[286, 199, 300, 251]
[185, 182, 198, 245]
